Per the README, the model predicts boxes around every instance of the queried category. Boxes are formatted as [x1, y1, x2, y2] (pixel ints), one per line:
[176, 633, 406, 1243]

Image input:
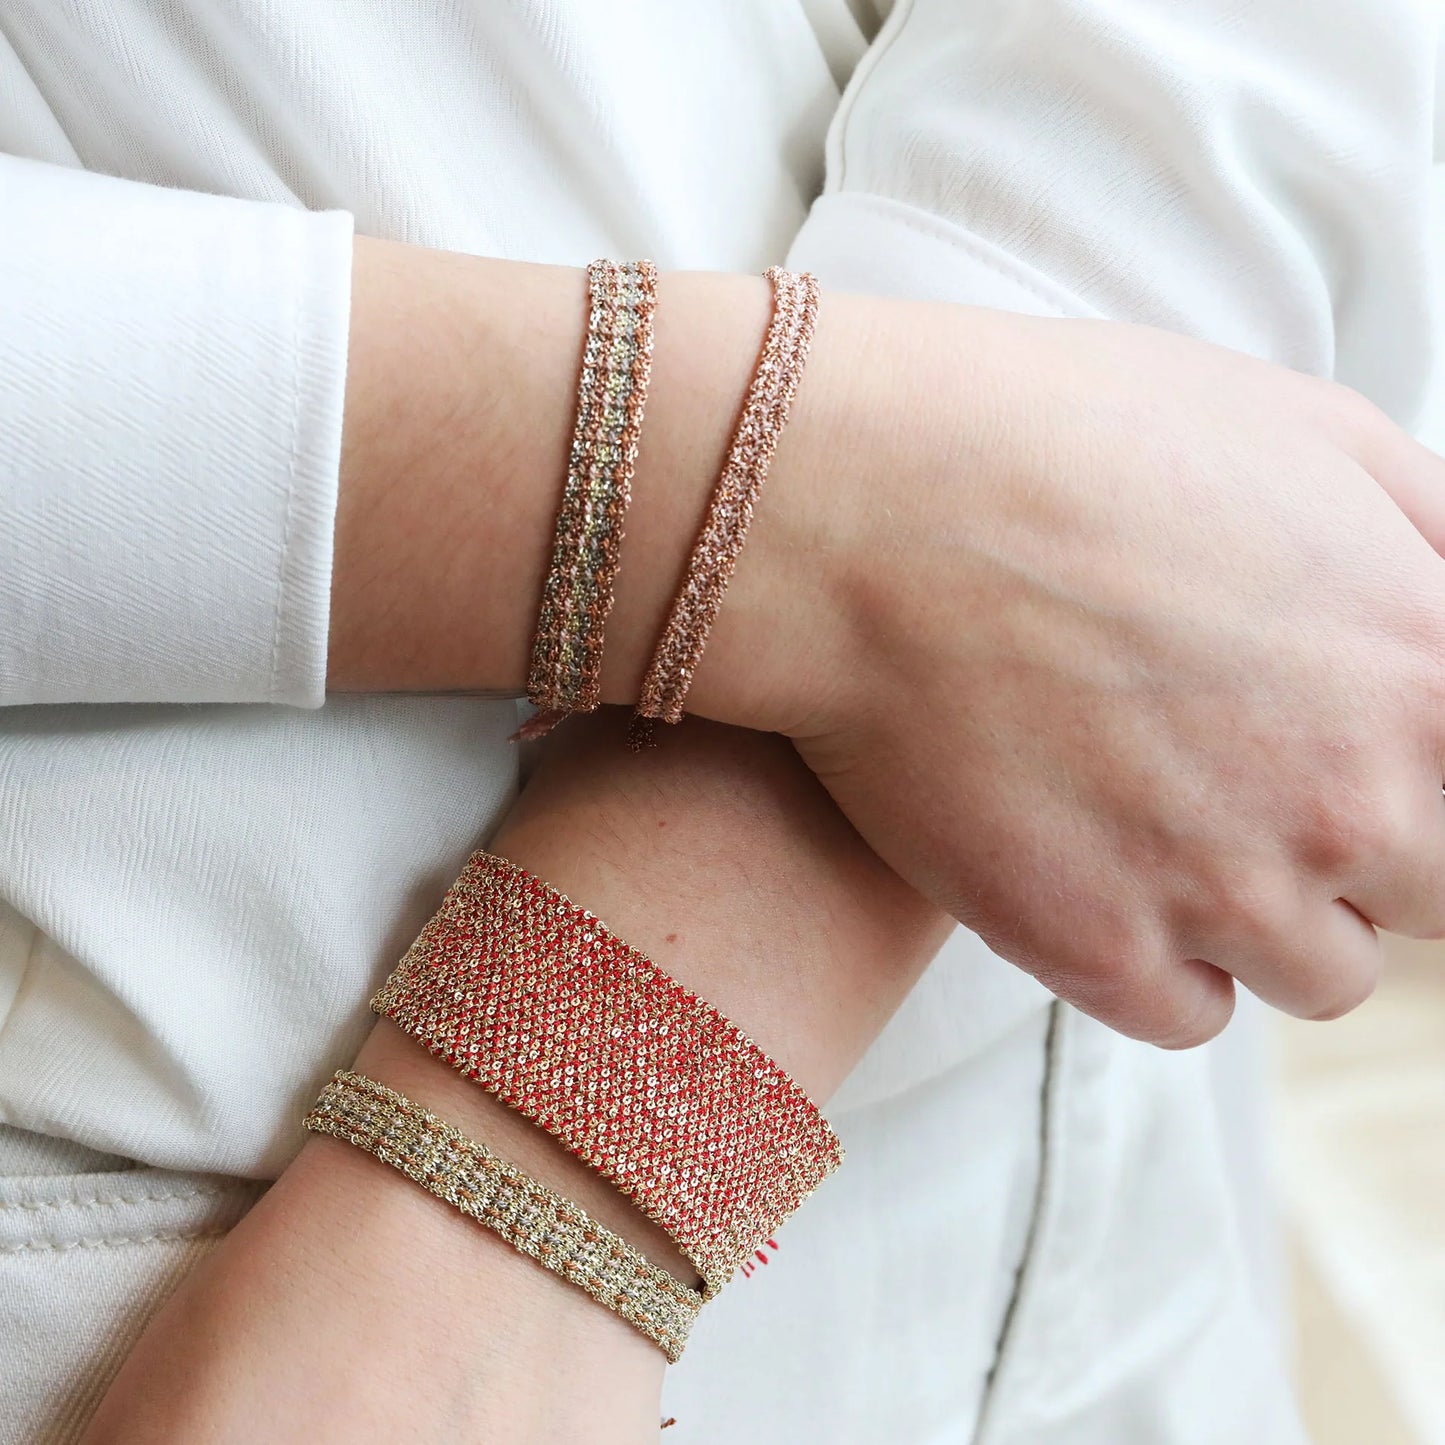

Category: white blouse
[0, 0, 1439, 1186]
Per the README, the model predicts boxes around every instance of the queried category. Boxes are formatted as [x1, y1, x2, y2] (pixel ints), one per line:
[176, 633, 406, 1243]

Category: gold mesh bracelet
[303, 1070, 702, 1361]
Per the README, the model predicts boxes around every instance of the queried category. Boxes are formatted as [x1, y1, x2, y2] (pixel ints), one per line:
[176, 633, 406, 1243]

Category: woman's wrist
[326, 238, 878, 737]
[353, 1017, 701, 1288]
[83, 710, 948, 1443]
[329, 241, 761, 706]
[81, 1039, 667, 1445]
[355, 708, 949, 1306]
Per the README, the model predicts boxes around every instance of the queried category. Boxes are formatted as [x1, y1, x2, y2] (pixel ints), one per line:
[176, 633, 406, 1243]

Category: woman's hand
[330, 242, 1445, 1048]
[716, 298, 1445, 1047]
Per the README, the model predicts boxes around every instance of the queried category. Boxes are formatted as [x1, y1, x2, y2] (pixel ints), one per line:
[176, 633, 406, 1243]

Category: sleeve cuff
[0, 155, 353, 707]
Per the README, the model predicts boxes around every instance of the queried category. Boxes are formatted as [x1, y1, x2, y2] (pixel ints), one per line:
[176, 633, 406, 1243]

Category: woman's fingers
[1010, 907, 1239, 1050]
[1092, 955, 1239, 1051]
[1035, 889, 1379, 1046]
[1326, 774, 1445, 943]
[1194, 894, 1382, 1023]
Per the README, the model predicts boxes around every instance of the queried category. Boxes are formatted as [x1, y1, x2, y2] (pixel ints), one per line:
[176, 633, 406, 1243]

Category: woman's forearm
[330, 233, 1445, 1050]
[346, 709, 956, 1291]
[487, 712, 952, 1100]
[81, 715, 950, 1444]
[328, 238, 799, 715]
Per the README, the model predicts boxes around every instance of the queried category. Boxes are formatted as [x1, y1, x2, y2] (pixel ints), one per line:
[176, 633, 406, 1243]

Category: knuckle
[1348, 792, 1407, 861]
[1021, 909, 1235, 1049]
[1297, 787, 1406, 878]
[1182, 869, 1294, 948]
[1141, 970, 1234, 1050]
[1066, 941, 1222, 1049]
[1155, 961, 1236, 1050]
[1078, 924, 1158, 999]
[1019, 907, 1145, 989]
[1031, 927, 1147, 1017]
[1154, 1008, 1228, 1051]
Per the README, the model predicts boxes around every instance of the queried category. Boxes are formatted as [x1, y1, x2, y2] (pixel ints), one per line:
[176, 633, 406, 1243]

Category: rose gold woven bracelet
[629, 266, 820, 747]
[521, 258, 659, 739]
[371, 851, 844, 1297]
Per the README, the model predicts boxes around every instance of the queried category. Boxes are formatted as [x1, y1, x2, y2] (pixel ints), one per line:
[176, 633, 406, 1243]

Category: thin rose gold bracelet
[371, 851, 844, 1297]
[629, 266, 819, 747]
[520, 258, 659, 739]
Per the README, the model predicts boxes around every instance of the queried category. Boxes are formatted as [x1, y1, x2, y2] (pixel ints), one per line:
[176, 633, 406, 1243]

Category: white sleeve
[0, 154, 352, 707]
[789, 0, 1441, 427]
[1437, 21, 1445, 165]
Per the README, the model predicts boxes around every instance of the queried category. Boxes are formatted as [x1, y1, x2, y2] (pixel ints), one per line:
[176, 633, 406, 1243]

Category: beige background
[1279, 176, 1445, 1445]
[1279, 938, 1445, 1444]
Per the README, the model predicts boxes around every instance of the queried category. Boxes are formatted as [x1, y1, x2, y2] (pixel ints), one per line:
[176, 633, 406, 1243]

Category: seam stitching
[884, 214, 1081, 317]
[971, 1000, 1068, 1444]
[0, 1186, 225, 1214]
[0, 1227, 231, 1257]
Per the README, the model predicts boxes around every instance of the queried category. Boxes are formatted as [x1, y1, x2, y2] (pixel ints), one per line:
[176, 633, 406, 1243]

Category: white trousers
[0, 998, 1307, 1444]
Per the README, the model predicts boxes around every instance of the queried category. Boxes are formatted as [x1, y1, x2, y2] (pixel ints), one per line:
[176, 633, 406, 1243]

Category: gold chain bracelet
[304, 1070, 702, 1361]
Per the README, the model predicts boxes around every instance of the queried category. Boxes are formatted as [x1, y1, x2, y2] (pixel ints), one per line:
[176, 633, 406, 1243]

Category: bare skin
[78, 238, 1445, 1439]
[80, 715, 952, 1444]
[333, 237, 1445, 1045]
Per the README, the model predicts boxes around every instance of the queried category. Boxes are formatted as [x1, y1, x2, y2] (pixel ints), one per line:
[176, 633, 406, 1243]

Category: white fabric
[0, 1123, 264, 1445]
[0, 156, 351, 708]
[0, 1003, 1306, 1445]
[0, 0, 1439, 1438]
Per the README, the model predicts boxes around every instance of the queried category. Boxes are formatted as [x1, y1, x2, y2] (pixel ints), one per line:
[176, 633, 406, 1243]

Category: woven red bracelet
[371, 851, 843, 1296]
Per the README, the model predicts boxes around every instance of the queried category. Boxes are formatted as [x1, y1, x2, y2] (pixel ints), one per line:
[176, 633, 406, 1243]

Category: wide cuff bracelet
[371, 851, 844, 1296]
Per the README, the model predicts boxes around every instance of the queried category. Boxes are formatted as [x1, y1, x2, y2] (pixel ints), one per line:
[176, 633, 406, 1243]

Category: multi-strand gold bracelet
[520, 257, 659, 738]
[304, 1070, 701, 1360]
